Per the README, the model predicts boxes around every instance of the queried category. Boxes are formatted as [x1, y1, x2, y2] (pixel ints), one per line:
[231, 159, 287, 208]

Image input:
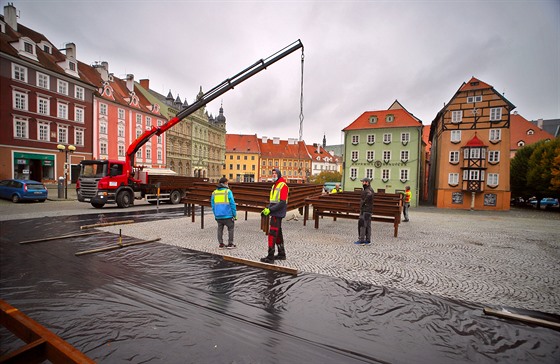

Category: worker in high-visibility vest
[403, 185, 412, 222]
[261, 168, 289, 263]
[211, 177, 237, 249]
[330, 183, 342, 194]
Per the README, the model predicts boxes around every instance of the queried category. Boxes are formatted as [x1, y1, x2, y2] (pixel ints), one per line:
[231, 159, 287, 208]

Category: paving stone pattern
[99, 207, 560, 315]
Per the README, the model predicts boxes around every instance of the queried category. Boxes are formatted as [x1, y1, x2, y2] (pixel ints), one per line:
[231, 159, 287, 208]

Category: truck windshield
[80, 163, 108, 178]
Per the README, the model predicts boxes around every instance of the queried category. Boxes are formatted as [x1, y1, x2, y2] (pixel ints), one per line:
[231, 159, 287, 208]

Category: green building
[341, 101, 424, 206]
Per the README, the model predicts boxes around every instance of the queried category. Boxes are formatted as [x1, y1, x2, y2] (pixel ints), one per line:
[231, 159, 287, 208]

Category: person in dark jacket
[211, 177, 237, 249]
[354, 177, 373, 245]
[260, 168, 289, 263]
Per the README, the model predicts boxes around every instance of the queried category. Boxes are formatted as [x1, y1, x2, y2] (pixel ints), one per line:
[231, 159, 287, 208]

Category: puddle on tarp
[1, 213, 559, 363]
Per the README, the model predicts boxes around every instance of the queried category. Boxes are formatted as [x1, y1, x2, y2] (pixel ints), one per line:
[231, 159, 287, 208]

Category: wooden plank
[75, 238, 161, 256]
[18, 232, 104, 245]
[483, 307, 560, 331]
[0, 300, 95, 364]
[80, 220, 135, 230]
[0, 338, 47, 364]
[223, 255, 298, 275]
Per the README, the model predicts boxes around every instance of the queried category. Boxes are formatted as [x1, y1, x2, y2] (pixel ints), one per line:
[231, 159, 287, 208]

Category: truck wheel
[117, 191, 132, 208]
[169, 190, 181, 204]
[91, 202, 105, 209]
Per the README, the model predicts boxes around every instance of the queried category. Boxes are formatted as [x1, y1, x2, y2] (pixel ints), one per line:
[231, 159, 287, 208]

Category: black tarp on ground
[1, 212, 559, 363]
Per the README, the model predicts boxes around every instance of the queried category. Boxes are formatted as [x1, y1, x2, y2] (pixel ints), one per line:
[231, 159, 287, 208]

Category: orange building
[258, 137, 311, 183]
[428, 77, 515, 210]
[223, 134, 261, 182]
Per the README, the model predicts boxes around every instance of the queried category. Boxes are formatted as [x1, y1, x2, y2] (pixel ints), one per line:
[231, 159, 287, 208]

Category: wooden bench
[181, 182, 323, 233]
[303, 191, 403, 237]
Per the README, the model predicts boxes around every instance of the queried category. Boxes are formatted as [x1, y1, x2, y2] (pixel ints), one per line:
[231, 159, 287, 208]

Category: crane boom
[127, 39, 304, 166]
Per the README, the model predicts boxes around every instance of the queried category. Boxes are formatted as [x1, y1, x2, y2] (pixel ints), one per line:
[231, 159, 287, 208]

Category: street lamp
[57, 144, 76, 199]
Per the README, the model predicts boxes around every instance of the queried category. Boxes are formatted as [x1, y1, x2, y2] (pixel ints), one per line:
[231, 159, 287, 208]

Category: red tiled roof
[259, 138, 311, 160]
[459, 77, 493, 92]
[226, 134, 260, 153]
[510, 113, 555, 150]
[465, 133, 486, 147]
[343, 108, 422, 131]
[306, 144, 340, 163]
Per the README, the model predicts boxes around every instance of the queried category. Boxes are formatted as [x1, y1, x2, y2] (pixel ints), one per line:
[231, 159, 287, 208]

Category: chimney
[65, 42, 76, 60]
[262, 136, 268, 143]
[4, 3, 17, 31]
[140, 79, 150, 89]
[126, 74, 134, 92]
[94, 61, 109, 82]
[537, 118, 544, 129]
[273, 137, 280, 145]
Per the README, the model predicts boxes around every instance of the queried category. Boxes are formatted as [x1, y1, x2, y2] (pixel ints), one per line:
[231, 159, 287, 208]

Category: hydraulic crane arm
[127, 39, 304, 166]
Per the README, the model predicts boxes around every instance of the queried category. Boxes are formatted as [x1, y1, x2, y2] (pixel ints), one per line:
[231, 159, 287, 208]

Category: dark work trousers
[358, 212, 372, 243]
[403, 202, 410, 221]
[216, 218, 235, 245]
[268, 216, 284, 249]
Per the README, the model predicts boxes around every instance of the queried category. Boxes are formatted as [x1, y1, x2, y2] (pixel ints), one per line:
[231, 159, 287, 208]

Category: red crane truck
[76, 40, 304, 208]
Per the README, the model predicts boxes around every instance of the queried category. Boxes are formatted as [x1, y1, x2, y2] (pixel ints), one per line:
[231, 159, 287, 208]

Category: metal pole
[65, 150, 68, 199]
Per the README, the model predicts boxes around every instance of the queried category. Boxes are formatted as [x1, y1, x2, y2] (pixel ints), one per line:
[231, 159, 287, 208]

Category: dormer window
[44, 45, 51, 53]
[527, 129, 534, 135]
[69, 62, 76, 71]
[385, 114, 394, 122]
[13, 37, 38, 61]
[39, 41, 53, 54]
[369, 116, 378, 124]
[24, 42, 33, 53]
[517, 141, 525, 147]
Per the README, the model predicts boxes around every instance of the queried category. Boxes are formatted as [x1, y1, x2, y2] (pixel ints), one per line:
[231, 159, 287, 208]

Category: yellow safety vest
[404, 190, 412, 203]
[212, 189, 229, 204]
[270, 182, 288, 203]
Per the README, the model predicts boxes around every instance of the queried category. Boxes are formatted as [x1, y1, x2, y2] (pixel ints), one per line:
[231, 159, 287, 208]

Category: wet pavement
[0, 197, 559, 363]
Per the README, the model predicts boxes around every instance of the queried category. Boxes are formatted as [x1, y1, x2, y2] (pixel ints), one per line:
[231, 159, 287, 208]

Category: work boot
[260, 247, 275, 263]
[274, 243, 286, 260]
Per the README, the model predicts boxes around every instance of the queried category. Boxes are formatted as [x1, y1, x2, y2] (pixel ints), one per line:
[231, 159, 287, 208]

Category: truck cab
[77, 160, 134, 208]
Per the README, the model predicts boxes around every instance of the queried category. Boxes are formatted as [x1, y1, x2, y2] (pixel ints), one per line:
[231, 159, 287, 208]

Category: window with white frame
[367, 134, 375, 144]
[57, 80, 68, 95]
[382, 169, 390, 180]
[100, 141, 108, 155]
[451, 110, 462, 123]
[517, 141, 525, 147]
[401, 132, 410, 143]
[75, 128, 84, 146]
[118, 108, 125, 120]
[448, 173, 459, 185]
[467, 96, 482, 103]
[118, 144, 125, 157]
[136, 114, 142, 125]
[38, 122, 49, 141]
[37, 72, 49, 89]
[99, 103, 108, 115]
[12, 64, 27, 82]
[57, 125, 68, 144]
[466, 148, 481, 159]
[400, 169, 409, 181]
[14, 90, 28, 110]
[401, 150, 409, 162]
[350, 167, 357, 180]
[366, 150, 375, 161]
[383, 133, 392, 143]
[490, 107, 502, 121]
[383, 150, 391, 161]
[57, 102, 68, 119]
[23, 41, 34, 54]
[489, 129, 501, 142]
[450, 130, 461, 143]
[146, 116, 152, 127]
[146, 148, 152, 160]
[118, 123, 125, 137]
[468, 170, 480, 180]
[157, 135, 162, 144]
[69, 62, 76, 72]
[157, 149, 162, 161]
[37, 97, 49, 115]
[527, 129, 534, 135]
[136, 128, 142, 139]
[351, 150, 359, 161]
[488, 150, 500, 163]
[75, 106, 84, 123]
[366, 168, 373, 180]
[487, 173, 499, 186]
[449, 151, 459, 163]
[14, 117, 28, 138]
[351, 135, 359, 144]
[75, 86, 84, 100]
[100, 121, 107, 135]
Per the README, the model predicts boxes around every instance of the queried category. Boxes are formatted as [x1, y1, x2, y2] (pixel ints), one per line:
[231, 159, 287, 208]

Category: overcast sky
[5, 0, 559, 146]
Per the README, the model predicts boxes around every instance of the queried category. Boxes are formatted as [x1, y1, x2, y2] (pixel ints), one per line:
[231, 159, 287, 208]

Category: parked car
[529, 197, 559, 209]
[0, 179, 48, 203]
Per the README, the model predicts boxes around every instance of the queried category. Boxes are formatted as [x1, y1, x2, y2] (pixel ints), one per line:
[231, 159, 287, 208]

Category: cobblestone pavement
[98, 206, 560, 315]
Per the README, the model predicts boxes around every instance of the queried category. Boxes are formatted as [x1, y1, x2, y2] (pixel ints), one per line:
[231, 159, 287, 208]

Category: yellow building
[223, 134, 260, 182]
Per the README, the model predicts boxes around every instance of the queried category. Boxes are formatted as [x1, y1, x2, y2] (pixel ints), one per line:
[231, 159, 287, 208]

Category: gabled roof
[465, 133, 486, 147]
[342, 108, 422, 132]
[305, 144, 340, 163]
[458, 77, 493, 92]
[510, 113, 555, 149]
[226, 134, 261, 153]
[259, 138, 311, 160]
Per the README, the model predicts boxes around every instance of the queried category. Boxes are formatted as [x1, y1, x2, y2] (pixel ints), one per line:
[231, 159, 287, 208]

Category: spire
[322, 134, 326, 148]
[166, 90, 173, 101]
[216, 100, 226, 123]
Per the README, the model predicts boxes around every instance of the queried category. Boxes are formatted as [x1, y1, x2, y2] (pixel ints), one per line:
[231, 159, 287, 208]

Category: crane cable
[299, 51, 305, 141]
